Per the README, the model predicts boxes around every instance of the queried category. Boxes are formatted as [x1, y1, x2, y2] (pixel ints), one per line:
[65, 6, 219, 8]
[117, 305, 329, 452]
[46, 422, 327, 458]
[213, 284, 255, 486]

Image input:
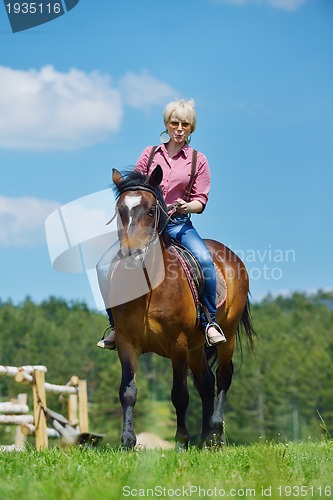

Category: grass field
[0, 441, 332, 499]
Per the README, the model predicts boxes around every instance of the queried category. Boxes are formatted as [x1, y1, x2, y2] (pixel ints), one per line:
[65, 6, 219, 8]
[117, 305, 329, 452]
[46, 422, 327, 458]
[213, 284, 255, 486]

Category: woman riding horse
[95, 99, 255, 449]
[97, 99, 225, 348]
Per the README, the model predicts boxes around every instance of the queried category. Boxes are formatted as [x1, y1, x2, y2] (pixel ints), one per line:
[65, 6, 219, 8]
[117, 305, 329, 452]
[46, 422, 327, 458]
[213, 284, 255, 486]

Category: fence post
[15, 393, 28, 448]
[78, 379, 89, 433]
[32, 370, 48, 450]
[68, 394, 79, 427]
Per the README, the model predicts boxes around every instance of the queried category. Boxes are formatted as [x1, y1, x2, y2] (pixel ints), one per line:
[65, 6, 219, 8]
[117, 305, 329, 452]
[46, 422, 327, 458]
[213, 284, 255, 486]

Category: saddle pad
[215, 264, 227, 309]
[170, 244, 227, 309]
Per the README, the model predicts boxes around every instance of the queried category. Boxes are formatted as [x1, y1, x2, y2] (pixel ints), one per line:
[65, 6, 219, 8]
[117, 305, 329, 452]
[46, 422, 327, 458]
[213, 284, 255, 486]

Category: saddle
[169, 239, 227, 322]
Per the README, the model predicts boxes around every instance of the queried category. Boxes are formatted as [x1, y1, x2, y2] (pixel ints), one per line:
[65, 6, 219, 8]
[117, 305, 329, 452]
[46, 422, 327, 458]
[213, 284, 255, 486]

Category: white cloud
[119, 70, 176, 109]
[0, 195, 60, 246]
[268, 0, 306, 10]
[0, 66, 176, 151]
[212, 0, 306, 11]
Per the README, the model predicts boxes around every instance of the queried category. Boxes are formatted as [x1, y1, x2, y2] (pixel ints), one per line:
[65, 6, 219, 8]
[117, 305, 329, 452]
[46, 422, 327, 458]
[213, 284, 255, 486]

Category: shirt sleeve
[189, 152, 211, 212]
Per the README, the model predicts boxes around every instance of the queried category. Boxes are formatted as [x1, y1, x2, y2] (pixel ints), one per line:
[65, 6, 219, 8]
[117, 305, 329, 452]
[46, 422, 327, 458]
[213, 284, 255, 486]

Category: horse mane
[113, 169, 170, 246]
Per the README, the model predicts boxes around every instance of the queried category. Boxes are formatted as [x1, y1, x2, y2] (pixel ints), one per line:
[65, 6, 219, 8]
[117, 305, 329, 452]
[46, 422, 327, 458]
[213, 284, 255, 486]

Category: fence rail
[0, 365, 89, 450]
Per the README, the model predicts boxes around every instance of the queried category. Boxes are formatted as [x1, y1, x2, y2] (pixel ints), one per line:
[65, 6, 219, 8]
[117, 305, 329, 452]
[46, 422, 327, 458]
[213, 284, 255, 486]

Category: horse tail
[237, 295, 256, 354]
[204, 294, 256, 370]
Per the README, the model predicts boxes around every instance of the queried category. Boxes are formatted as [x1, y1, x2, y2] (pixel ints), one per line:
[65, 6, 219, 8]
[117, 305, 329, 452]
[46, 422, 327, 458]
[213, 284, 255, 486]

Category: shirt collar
[157, 143, 191, 159]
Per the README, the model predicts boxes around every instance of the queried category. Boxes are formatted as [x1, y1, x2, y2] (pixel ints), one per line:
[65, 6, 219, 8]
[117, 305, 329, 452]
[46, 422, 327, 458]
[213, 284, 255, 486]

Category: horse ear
[148, 165, 163, 188]
[112, 168, 124, 187]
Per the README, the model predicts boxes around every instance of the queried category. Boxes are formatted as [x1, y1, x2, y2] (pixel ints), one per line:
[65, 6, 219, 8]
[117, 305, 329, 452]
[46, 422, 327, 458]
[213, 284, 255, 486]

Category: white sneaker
[205, 323, 227, 346]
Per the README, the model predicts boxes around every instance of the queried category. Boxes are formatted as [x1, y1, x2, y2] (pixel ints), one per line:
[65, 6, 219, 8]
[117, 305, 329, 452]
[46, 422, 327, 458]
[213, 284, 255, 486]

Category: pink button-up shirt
[135, 144, 211, 210]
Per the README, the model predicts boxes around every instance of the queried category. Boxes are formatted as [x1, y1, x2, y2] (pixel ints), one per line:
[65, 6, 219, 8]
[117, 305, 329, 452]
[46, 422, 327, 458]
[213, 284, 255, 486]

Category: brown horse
[108, 166, 255, 449]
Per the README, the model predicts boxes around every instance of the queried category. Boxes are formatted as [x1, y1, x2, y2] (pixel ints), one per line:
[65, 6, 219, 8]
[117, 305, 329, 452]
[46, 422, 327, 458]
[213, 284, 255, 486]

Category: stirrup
[100, 324, 113, 341]
[97, 325, 116, 350]
[205, 322, 227, 346]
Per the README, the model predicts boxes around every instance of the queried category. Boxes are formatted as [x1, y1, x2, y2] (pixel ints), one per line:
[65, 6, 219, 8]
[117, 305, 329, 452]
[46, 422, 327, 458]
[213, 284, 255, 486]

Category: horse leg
[206, 344, 234, 447]
[189, 347, 215, 447]
[118, 345, 138, 449]
[171, 345, 190, 450]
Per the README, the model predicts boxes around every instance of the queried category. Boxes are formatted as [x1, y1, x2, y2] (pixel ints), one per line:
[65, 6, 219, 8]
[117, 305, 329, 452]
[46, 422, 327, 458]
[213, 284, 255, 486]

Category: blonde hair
[163, 99, 197, 133]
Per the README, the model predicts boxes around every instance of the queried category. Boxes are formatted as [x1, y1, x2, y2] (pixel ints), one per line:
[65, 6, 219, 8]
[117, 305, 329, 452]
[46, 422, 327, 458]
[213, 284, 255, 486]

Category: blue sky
[0, 0, 332, 310]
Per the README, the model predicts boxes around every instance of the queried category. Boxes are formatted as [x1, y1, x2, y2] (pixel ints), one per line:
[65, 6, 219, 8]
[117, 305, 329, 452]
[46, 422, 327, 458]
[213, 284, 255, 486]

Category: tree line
[0, 291, 332, 445]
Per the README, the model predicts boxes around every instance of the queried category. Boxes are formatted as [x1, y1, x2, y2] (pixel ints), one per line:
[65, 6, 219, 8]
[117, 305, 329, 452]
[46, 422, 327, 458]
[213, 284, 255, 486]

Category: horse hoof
[175, 441, 189, 452]
[202, 433, 224, 449]
[121, 432, 137, 449]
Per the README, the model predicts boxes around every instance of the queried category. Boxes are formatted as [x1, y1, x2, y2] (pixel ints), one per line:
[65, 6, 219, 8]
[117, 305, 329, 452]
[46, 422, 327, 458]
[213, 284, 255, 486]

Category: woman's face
[166, 112, 192, 144]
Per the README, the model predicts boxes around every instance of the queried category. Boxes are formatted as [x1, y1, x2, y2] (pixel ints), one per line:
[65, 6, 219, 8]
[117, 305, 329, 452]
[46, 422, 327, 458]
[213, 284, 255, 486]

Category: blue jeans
[167, 215, 216, 327]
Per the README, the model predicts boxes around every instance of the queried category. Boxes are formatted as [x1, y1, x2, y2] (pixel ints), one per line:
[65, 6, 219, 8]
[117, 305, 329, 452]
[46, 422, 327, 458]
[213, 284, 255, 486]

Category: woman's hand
[174, 199, 204, 215]
[175, 198, 189, 215]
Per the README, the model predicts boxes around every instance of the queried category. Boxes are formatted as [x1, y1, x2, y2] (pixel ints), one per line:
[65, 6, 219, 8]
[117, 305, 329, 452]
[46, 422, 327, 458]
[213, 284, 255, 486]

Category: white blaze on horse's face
[124, 195, 142, 227]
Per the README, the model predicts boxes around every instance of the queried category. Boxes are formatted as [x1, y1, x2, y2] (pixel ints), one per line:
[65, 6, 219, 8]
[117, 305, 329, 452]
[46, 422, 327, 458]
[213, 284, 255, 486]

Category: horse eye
[148, 206, 156, 217]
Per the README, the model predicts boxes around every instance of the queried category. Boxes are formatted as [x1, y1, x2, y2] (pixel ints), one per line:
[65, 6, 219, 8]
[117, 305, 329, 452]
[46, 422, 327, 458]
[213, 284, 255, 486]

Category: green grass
[0, 441, 332, 499]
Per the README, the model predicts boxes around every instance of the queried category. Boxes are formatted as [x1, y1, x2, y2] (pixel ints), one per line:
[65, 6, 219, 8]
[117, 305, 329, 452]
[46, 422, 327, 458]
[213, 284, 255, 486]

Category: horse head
[112, 166, 168, 268]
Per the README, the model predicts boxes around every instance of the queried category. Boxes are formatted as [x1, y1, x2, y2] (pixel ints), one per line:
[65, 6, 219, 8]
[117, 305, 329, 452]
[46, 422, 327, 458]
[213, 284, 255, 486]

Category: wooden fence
[0, 365, 89, 450]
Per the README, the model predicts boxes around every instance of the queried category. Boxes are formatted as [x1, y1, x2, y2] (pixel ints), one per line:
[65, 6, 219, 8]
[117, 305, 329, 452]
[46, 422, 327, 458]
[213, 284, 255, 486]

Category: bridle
[107, 185, 178, 264]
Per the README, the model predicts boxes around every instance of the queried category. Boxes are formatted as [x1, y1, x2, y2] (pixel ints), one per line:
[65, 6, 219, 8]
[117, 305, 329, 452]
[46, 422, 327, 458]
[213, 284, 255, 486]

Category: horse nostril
[118, 245, 134, 259]
[117, 248, 129, 259]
